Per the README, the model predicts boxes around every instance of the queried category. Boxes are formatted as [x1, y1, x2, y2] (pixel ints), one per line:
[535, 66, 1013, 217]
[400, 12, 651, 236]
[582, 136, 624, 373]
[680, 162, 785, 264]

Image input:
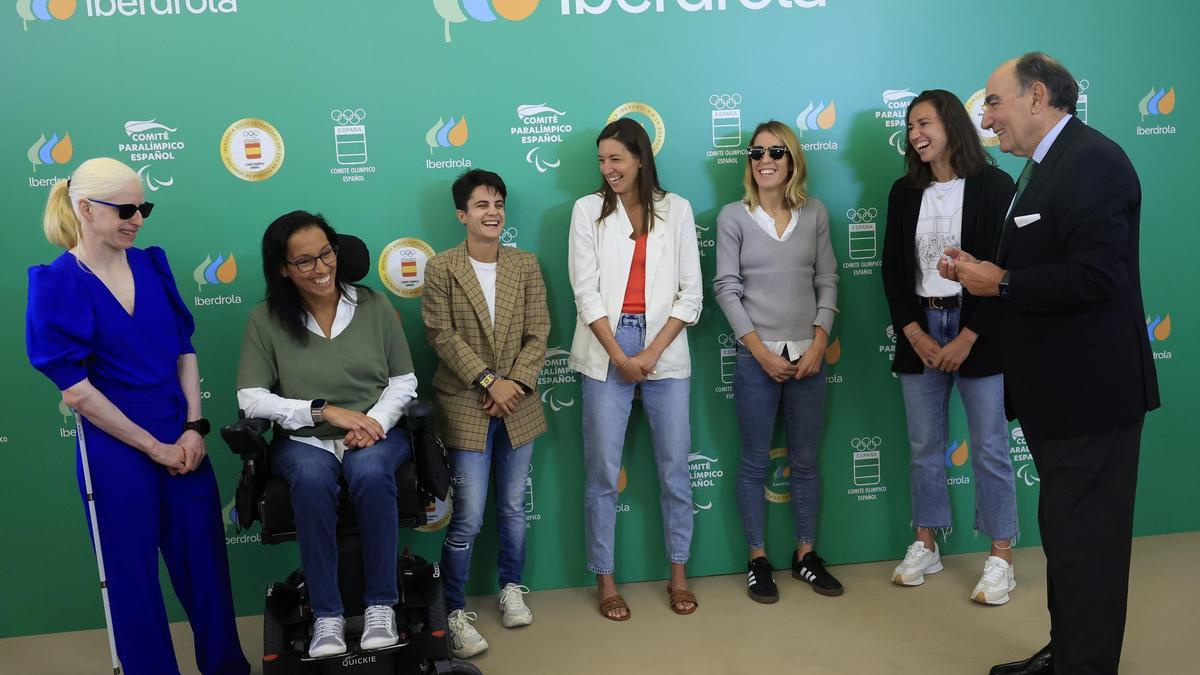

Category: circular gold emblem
[378, 237, 436, 298]
[964, 89, 1000, 148]
[607, 101, 666, 155]
[220, 118, 285, 181]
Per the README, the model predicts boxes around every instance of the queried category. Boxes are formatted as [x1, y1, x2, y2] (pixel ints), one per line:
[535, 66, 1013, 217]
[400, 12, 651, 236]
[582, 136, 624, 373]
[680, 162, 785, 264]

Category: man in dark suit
[941, 52, 1160, 674]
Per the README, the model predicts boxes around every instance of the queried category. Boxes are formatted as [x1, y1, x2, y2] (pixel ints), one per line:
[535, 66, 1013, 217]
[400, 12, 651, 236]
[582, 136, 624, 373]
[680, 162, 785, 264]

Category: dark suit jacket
[882, 165, 1015, 376]
[997, 116, 1159, 440]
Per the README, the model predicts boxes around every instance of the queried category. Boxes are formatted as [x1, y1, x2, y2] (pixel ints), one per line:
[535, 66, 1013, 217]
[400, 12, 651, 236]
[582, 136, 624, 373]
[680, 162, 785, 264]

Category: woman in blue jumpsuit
[25, 157, 249, 675]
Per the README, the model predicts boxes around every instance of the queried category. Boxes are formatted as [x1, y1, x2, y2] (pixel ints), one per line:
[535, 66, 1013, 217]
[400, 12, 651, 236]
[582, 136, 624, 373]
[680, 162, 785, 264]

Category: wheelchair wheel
[433, 660, 483, 675]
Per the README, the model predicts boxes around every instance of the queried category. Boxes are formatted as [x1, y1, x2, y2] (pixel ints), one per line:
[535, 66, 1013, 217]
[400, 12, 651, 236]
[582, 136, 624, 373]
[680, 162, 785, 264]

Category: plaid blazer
[421, 242, 550, 451]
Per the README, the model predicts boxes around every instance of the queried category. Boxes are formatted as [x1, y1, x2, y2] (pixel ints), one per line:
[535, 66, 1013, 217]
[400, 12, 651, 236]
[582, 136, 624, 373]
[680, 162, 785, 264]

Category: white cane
[73, 410, 123, 674]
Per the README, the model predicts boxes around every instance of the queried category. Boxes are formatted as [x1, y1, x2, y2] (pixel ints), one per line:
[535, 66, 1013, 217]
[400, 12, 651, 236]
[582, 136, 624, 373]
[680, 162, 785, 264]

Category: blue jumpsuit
[26, 246, 249, 675]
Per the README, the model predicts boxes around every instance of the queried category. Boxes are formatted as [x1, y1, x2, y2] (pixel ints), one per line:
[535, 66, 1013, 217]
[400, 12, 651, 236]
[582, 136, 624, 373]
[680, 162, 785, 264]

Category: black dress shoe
[988, 643, 1053, 674]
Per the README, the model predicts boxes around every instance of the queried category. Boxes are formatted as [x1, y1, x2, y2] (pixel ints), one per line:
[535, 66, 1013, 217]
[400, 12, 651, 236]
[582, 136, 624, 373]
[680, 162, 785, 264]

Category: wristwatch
[183, 418, 211, 437]
[998, 270, 1012, 298]
[311, 399, 328, 424]
[477, 369, 498, 390]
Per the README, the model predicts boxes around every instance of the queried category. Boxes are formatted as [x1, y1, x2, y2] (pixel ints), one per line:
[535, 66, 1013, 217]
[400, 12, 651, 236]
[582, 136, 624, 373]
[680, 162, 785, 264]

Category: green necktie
[997, 159, 1036, 257]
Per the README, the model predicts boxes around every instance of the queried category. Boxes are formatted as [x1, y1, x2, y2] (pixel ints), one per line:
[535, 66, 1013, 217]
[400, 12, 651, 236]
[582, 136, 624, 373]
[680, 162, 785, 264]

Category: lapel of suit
[962, 172, 983, 256]
[447, 242, 497, 352]
[642, 199, 668, 299]
[998, 116, 1081, 264]
[491, 245, 520, 354]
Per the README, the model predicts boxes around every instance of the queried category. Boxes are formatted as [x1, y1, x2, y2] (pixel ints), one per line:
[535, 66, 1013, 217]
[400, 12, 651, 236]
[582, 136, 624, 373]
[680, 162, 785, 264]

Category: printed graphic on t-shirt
[916, 214, 960, 270]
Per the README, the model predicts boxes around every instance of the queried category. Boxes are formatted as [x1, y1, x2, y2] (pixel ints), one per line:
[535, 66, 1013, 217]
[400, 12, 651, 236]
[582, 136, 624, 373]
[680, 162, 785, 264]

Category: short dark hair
[903, 89, 995, 188]
[452, 169, 507, 211]
[1015, 52, 1078, 115]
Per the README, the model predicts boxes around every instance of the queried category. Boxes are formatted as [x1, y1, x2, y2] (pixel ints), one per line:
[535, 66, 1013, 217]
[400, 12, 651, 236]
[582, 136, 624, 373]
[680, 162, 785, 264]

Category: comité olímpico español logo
[16, 0, 75, 29]
[433, 0, 539, 42]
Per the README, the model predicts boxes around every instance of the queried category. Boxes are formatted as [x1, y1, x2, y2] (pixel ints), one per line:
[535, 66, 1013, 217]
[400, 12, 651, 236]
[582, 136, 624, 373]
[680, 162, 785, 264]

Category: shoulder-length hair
[903, 89, 995, 188]
[742, 120, 808, 210]
[595, 118, 666, 233]
[261, 210, 356, 344]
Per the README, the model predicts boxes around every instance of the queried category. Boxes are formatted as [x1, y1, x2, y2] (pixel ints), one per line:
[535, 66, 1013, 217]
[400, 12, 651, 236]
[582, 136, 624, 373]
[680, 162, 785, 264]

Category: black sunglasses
[746, 145, 790, 161]
[88, 198, 154, 220]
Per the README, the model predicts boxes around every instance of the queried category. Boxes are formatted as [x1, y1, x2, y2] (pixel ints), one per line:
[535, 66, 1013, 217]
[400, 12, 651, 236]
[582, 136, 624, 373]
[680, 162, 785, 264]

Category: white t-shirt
[470, 256, 497, 326]
[914, 178, 965, 298]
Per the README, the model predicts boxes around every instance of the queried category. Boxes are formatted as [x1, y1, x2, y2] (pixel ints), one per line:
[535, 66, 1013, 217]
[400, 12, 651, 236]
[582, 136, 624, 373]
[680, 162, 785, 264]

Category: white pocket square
[1014, 213, 1042, 228]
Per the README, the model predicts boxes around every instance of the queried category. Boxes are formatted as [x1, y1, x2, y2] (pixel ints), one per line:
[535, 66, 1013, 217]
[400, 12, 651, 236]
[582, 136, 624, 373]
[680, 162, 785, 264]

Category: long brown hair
[903, 89, 994, 188]
[595, 118, 665, 233]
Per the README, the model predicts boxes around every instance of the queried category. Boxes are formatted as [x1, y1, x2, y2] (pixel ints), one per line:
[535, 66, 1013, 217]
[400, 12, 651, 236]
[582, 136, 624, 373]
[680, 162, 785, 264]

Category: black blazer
[881, 165, 1015, 376]
[996, 116, 1159, 440]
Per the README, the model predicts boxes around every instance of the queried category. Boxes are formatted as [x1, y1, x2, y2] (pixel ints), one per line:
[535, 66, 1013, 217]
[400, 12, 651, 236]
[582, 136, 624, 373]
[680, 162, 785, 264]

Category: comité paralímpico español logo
[16, 0, 75, 29]
[433, 0, 539, 42]
[28, 131, 73, 170]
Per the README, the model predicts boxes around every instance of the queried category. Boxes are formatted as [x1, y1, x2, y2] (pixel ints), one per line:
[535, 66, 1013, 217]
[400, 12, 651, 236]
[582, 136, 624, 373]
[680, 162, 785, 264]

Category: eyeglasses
[746, 145, 789, 161]
[286, 245, 338, 273]
[88, 199, 154, 220]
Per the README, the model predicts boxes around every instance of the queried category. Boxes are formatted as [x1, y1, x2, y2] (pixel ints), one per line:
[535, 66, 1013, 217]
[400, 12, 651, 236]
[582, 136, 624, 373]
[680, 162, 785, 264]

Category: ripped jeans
[441, 417, 534, 612]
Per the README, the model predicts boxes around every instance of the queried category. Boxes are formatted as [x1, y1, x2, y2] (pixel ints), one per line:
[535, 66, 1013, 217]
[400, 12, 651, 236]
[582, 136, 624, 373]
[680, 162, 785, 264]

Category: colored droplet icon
[436, 118, 456, 147]
[48, 0, 76, 18]
[796, 102, 815, 131]
[463, 0, 497, 21]
[950, 440, 969, 467]
[216, 254, 238, 284]
[27, 133, 46, 171]
[805, 102, 826, 130]
[817, 100, 837, 129]
[825, 337, 842, 365]
[426, 117, 444, 154]
[617, 467, 627, 493]
[1158, 87, 1175, 115]
[433, 0, 467, 42]
[447, 116, 468, 146]
[38, 133, 60, 165]
[50, 132, 72, 164]
[1137, 88, 1155, 118]
[1154, 314, 1171, 341]
[204, 255, 226, 285]
[494, 0, 539, 20]
[194, 255, 212, 287]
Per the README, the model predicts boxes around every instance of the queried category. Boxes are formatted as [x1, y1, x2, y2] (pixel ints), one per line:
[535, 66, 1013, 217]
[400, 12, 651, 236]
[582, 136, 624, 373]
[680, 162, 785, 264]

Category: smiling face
[982, 61, 1035, 157]
[281, 225, 337, 305]
[78, 178, 145, 250]
[749, 129, 792, 192]
[457, 184, 505, 245]
[907, 101, 951, 167]
[597, 137, 641, 198]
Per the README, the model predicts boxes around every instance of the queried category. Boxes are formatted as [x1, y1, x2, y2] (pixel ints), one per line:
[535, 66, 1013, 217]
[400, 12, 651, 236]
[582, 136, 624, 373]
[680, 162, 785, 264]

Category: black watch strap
[183, 418, 211, 437]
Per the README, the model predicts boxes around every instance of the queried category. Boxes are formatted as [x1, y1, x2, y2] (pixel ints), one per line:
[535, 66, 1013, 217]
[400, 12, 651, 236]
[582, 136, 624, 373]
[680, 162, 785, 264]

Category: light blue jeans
[733, 342, 827, 548]
[898, 306, 1017, 540]
[581, 313, 693, 575]
[441, 417, 533, 612]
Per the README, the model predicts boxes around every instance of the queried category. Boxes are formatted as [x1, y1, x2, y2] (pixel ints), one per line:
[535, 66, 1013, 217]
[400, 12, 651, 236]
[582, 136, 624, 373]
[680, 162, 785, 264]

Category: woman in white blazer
[568, 118, 702, 621]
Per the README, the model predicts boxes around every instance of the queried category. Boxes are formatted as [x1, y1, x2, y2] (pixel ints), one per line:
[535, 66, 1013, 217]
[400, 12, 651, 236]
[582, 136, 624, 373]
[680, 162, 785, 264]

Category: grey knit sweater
[712, 199, 839, 341]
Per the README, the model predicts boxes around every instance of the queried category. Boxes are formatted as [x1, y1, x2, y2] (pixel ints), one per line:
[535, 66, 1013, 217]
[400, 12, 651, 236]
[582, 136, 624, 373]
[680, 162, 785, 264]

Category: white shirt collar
[744, 203, 800, 242]
[304, 285, 357, 338]
[1032, 114, 1072, 165]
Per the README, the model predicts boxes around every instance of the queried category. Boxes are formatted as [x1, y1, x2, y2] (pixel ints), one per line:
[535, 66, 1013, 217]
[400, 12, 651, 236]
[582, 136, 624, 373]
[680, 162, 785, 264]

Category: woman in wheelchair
[236, 211, 418, 658]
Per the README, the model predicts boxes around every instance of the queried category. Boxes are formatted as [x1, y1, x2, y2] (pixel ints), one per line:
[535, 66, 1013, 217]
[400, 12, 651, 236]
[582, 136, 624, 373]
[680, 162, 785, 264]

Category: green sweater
[236, 288, 414, 439]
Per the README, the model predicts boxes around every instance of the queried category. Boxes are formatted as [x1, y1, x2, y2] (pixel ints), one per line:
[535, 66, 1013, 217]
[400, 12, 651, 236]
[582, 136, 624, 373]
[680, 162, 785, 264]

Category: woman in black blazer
[880, 89, 1019, 605]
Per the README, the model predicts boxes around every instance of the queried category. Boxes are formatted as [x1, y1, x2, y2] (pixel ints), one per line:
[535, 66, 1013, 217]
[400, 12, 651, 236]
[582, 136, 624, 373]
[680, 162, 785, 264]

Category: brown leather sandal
[599, 593, 631, 621]
[667, 586, 698, 615]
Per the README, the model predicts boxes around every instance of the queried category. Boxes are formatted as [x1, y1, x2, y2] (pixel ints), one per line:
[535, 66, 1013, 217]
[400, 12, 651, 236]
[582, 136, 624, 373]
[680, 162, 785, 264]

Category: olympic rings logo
[331, 108, 367, 125]
[1077, 79, 1090, 93]
[241, 130, 259, 139]
[500, 227, 518, 244]
[851, 436, 882, 451]
[718, 333, 736, 348]
[846, 207, 878, 223]
[709, 93, 742, 110]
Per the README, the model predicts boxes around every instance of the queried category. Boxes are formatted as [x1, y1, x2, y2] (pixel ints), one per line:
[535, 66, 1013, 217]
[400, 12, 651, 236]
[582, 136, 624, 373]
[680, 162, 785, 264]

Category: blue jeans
[271, 429, 412, 618]
[441, 417, 533, 612]
[898, 306, 1017, 540]
[733, 342, 827, 548]
[581, 313, 693, 575]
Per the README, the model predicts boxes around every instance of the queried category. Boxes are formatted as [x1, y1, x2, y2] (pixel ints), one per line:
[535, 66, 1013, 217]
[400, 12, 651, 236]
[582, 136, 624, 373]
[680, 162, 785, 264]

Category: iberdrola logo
[194, 253, 238, 291]
[426, 116, 469, 153]
[27, 131, 73, 171]
[796, 99, 837, 135]
[433, 0, 540, 42]
[944, 440, 968, 467]
[16, 0, 76, 30]
[1138, 86, 1176, 121]
[1146, 313, 1171, 342]
[824, 336, 841, 365]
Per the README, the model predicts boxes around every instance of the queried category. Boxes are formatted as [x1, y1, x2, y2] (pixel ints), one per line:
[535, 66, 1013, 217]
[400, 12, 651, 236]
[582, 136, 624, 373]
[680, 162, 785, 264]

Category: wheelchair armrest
[403, 398, 434, 425]
[221, 415, 271, 459]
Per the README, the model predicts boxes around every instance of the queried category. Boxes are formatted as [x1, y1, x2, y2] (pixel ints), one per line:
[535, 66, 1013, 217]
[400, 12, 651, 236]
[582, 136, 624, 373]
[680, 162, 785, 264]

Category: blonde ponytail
[43, 178, 80, 249]
[43, 157, 140, 250]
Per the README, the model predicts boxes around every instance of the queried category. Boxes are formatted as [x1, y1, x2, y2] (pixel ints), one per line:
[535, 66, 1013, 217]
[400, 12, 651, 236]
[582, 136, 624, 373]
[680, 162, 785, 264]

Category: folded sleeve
[26, 264, 93, 391]
[146, 246, 196, 355]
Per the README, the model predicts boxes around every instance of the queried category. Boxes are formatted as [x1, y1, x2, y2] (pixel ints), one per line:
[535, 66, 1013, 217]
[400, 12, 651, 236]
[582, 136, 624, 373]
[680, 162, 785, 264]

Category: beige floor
[2, 532, 1197, 674]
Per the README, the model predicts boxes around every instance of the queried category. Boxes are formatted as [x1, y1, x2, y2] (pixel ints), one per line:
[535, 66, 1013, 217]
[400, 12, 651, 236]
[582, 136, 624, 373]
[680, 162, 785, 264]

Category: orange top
[621, 233, 648, 314]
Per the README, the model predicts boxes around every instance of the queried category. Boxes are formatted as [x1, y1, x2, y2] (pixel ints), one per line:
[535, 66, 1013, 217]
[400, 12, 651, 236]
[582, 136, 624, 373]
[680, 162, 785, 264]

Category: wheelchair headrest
[335, 233, 370, 284]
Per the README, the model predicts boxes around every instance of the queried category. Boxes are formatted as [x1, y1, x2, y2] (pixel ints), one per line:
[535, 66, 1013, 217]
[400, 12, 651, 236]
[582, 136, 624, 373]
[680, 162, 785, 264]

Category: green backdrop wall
[2, 0, 1195, 638]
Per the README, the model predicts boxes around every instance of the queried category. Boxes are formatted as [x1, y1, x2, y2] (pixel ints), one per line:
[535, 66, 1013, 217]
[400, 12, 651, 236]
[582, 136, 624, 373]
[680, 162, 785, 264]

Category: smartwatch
[311, 399, 328, 424]
[998, 270, 1012, 299]
[477, 369, 498, 390]
[183, 418, 211, 437]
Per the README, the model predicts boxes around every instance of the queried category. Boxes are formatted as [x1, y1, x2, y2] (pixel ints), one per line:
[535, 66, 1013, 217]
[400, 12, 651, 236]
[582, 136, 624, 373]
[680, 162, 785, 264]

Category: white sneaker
[891, 541, 943, 586]
[972, 556, 1017, 606]
[497, 583, 533, 628]
[360, 604, 400, 651]
[447, 609, 488, 658]
[308, 616, 347, 658]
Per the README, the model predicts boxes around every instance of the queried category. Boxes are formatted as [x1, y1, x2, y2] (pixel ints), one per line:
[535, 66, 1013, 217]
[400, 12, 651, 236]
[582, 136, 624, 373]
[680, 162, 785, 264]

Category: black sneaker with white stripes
[792, 550, 844, 596]
[746, 556, 779, 604]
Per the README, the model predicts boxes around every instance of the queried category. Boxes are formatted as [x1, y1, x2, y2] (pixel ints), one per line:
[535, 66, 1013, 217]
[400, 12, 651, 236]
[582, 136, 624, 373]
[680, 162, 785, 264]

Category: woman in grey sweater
[713, 120, 841, 604]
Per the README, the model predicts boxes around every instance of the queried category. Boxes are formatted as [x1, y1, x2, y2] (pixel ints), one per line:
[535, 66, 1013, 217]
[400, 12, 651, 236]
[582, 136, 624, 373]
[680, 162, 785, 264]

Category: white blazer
[568, 191, 703, 381]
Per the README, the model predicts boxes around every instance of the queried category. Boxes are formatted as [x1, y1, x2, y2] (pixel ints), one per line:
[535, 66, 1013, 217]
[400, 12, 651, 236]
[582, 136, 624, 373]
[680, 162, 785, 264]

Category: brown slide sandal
[668, 586, 698, 615]
[599, 593, 631, 621]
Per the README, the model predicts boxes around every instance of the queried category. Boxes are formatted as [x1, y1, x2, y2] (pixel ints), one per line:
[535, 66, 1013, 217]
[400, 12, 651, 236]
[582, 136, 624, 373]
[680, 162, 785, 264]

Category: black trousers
[1028, 418, 1144, 675]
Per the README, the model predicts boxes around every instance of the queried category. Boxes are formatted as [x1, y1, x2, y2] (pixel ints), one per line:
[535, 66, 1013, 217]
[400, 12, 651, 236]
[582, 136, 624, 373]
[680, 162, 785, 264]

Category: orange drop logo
[494, 0, 539, 20]
[48, 0, 76, 19]
[1158, 87, 1176, 115]
[216, 254, 238, 284]
[1154, 314, 1171, 341]
[447, 117, 469, 147]
[816, 101, 837, 130]
[617, 467, 627, 493]
[950, 441, 969, 467]
[49, 132, 72, 164]
[824, 337, 841, 365]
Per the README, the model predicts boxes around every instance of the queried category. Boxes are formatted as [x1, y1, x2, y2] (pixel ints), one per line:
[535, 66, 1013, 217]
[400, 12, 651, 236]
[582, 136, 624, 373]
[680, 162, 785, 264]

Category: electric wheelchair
[221, 234, 481, 675]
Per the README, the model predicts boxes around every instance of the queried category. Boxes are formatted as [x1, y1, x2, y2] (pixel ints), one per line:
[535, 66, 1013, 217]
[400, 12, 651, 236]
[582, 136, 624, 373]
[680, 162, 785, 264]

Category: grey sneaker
[497, 583, 533, 628]
[447, 609, 488, 658]
[360, 604, 400, 650]
[892, 541, 943, 586]
[308, 616, 347, 658]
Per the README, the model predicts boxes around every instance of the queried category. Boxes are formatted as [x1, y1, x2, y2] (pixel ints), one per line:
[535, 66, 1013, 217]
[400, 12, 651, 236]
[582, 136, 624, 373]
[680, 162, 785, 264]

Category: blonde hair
[742, 120, 808, 211]
[43, 157, 139, 249]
